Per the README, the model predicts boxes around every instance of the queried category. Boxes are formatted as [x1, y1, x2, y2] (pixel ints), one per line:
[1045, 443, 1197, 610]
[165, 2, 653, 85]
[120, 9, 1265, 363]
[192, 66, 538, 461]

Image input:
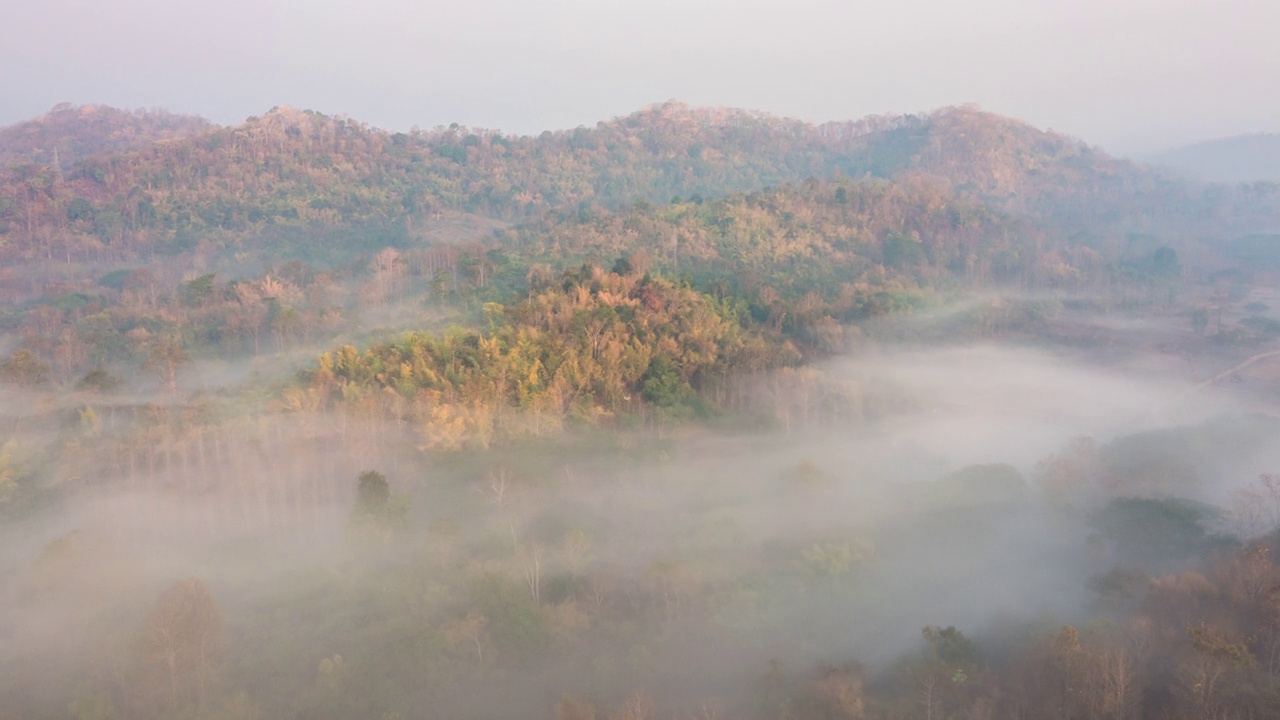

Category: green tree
[883, 231, 924, 271]
[640, 355, 696, 415]
[355, 470, 390, 514]
[350, 470, 407, 536]
[1151, 245, 1180, 278]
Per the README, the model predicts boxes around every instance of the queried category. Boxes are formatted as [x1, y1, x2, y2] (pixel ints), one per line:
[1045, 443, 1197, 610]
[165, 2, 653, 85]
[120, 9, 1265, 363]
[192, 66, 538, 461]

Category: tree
[1, 349, 49, 386]
[1090, 497, 1218, 569]
[468, 573, 548, 657]
[611, 255, 634, 276]
[640, 355, 696, 416]
[882, 231, 924, 271]
[135, 577, 223, 713]
[355, 469, 389, 512]
[797, 664, 865, 720]
[555, 694, 596, 720]
[370, 247, 404, 304]
[441, 612, 489, 664]
[1151, 245, 1180, 279]
[0, 440, 21, 509]
[350, 470, 407, 537]
[1177, 623, 1254, 720]
[610, 692, 655, 720]
[181, 273, 219, 307]
[144, 334, 189, 398]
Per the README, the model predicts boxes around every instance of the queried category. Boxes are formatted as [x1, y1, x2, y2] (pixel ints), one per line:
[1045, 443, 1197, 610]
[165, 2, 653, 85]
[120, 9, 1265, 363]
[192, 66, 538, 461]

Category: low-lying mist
[2, 320, 1278, 719]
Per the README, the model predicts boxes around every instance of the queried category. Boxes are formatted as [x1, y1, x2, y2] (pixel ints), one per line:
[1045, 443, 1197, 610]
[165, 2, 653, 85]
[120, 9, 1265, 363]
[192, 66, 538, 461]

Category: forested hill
[490, 177, 1206, 351]
[0, 103, 214, 169]
[505, 178, 1033, 308]
[3, 101, 1277, 266]
[829, 107, 1279, 239]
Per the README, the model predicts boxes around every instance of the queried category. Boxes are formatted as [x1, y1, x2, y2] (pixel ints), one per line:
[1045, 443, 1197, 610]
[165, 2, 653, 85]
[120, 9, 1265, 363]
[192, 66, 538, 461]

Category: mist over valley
[1, 93, 1280, 719]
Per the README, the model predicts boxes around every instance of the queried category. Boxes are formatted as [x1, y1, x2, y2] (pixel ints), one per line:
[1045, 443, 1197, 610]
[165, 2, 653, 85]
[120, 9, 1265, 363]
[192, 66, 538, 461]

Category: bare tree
[522, 543, 543, 605]
[441, 612, 488, 665]
[475, 466, 510, 509]
[555, 694, 596, 720]
[136, 577, 223, 712]
[144, 333, 189, 399]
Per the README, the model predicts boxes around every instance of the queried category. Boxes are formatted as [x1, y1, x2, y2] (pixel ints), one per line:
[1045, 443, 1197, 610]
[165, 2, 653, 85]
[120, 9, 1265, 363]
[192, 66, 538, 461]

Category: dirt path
[1190, 348, 1280, 393]
[1153, 347, 1280, 418]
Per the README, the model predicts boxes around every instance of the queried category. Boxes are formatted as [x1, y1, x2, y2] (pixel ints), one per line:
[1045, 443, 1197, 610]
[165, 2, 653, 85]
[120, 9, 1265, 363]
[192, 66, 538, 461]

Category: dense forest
[4, 102, 1278, 266]
[2, 102, 1280, 720]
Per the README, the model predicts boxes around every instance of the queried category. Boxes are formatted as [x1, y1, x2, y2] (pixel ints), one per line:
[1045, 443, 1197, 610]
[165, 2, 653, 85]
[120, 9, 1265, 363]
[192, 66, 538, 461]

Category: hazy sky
[2, 0, 1276, 155]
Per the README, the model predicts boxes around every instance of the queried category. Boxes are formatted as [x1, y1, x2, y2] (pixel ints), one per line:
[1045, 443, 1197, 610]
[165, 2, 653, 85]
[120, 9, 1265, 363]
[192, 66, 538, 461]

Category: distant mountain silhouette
[1152, 133, 1280, 184]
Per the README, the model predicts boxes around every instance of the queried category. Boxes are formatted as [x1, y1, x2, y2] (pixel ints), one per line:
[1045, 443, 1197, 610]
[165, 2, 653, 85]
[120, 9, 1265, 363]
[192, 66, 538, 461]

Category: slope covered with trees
[301, 263, 797, 447]
[2, 102, 1276, 269]
[0, 102, 1271, 414]
[0, 103, 213, 169]
[3, 100, 1280, 720]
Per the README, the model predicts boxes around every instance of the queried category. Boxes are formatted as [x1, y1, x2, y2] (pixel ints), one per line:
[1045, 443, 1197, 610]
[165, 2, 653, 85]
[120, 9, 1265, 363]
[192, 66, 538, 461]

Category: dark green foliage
[355, 470, 390, 514]
[42, 293, 98, 313]
[882, 231, 925, 271]
[75, 369, 120, 393]
[639, 356, 695, 413]
[923, 625, 978, 666]
[925, 464, 1026, 507]
[610, 255, 634, 276]
[96, 269, 133, 290]
[181, 273, 218, 307]
[66, 197, 94, 223]
[434, 144, 468, 164]
[468, 574, 548, 656]
[1090, 497, 1225, 568]
[351, 470, 407, 536]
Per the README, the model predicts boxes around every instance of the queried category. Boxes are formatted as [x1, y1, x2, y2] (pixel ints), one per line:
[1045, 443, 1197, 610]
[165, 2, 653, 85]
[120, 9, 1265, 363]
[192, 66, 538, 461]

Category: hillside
[504, 178, 1032, 315]
[6, 102, 1280, 720]
[1153, 133, 1280, 184]
[0, 103, 214, 169]
[4, 102, 1276, 269]
[1, 103, 1278, 395]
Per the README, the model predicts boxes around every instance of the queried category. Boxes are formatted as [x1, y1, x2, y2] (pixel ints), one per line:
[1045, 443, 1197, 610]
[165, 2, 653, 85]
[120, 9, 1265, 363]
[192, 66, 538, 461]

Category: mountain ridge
[4, 100, 1247, 266]
[1152, 132, 1280, 184]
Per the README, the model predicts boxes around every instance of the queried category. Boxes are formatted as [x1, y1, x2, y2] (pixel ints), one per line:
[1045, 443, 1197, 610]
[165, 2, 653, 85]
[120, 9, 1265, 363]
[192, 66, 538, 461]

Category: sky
[1, 0, 1277, 156]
